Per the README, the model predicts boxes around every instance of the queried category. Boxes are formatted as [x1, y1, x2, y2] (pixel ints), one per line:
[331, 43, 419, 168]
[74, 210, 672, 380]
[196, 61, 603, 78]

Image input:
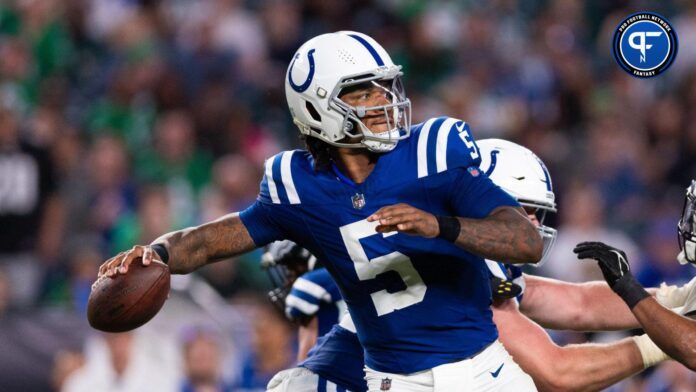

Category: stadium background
[0, 0, 694, 390]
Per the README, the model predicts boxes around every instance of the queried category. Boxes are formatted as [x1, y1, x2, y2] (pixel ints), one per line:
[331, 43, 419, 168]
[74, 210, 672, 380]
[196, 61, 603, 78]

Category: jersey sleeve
[239, 151, 305, 246]
[285, 270, 334, 321]
[239, 201, 286, 247]
[448, 167, 519, 219]
[414, 117, 482, 179]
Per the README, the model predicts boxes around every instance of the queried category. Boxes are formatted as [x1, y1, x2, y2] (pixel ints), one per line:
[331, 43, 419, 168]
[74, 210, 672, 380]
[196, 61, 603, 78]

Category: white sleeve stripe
[417, 118, 438, 178]
[338, 312, 357, 333]
[280, 151, 301, 204]
[285, 294, 319, 315]
[265, 156, 280, 204]
[435, 118, 459, 173]
[326, 382, 337, 392]
[485, 259, 508, 280]
[293, 277, 331, 302]
[513, 276, 526, 294]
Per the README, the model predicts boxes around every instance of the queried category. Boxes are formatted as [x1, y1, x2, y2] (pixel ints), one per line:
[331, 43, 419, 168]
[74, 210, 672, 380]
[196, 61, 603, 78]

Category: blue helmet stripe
[536, 157, 552, 191]
[347, 34, 385, 66]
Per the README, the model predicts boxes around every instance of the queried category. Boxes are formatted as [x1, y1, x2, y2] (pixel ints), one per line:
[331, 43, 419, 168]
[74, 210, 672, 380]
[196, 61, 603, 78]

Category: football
[87, 258, 170, 332]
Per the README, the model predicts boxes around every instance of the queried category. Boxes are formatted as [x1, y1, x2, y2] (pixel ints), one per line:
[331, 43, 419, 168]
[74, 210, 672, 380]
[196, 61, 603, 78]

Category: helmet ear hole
[305, 101, 322, 122]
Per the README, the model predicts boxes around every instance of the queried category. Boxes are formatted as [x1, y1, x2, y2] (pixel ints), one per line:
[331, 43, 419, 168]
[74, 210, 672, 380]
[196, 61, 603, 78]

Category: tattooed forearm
[151, 213, 257, 274]
[454, 206, 542, 263]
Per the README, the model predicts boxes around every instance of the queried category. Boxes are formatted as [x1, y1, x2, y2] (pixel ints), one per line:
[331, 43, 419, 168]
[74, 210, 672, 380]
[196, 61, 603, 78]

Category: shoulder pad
[259, 150, 303, 205]
[413, 116, 482, 178]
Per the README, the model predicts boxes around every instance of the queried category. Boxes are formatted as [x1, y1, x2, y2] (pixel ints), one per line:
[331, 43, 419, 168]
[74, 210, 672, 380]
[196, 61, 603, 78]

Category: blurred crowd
[0, 0, 694, 391]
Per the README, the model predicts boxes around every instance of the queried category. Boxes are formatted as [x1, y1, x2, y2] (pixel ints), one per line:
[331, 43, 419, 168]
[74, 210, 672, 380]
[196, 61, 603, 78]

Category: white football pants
[364, 340, 537, 392]
[267, 367, 352, 392]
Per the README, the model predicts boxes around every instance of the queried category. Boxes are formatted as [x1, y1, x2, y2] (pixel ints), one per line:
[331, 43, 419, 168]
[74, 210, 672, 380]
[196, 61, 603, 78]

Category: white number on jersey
[339, 219, 426, 316]
[456, 122, 479, 160]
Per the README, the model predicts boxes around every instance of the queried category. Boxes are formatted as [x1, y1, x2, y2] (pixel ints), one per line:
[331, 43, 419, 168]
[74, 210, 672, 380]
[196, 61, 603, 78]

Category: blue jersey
[301, 322, 366, 392]
[300, 262, 527, 392]
[286, 268, 345, 337]
[240, 116, 519, 373]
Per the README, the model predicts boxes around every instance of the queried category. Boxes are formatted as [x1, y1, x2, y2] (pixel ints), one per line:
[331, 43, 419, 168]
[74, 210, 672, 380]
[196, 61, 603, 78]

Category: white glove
[681, 281, 696, 316]
[655, 276, 696, 308]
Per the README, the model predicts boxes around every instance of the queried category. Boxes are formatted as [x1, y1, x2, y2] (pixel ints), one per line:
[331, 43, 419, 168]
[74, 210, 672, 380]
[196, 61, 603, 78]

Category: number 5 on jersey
[340, 219, 427, 316]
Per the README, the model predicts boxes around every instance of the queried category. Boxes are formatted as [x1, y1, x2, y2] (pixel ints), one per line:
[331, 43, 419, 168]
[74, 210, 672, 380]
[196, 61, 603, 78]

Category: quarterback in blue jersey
[98, 31, 544, 391]
[268, 140, 696, 392]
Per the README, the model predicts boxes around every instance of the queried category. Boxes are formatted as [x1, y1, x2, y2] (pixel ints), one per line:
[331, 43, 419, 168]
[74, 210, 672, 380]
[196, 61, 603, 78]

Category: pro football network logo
[612, 12, 678, 78]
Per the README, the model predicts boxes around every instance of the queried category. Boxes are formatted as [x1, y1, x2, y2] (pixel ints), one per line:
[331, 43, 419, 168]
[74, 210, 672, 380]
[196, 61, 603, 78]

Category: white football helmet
[285, 31, 411, 153]
[478, 139, 557, 266]
[678, 180, 696, 266]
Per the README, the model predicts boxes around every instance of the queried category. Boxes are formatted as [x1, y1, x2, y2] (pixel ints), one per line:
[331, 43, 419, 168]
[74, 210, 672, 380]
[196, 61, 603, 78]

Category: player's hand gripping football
[98, 245, 162, 278]
[368, 203, 440, 237]
[574, 241, 650, 308]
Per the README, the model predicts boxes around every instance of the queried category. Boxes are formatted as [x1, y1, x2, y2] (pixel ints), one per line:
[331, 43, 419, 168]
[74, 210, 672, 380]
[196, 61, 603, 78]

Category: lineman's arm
[297, 317, 319, 361]
[520, 275, 650, 331]
[99, 212, 257, 276]
[631, 297, 696, 370]
[493, 299, 645, 392]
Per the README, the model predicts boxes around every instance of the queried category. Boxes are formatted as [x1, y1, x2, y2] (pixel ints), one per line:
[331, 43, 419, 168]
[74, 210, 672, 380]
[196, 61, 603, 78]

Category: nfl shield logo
[352, 193, 366, 210]
[380, 377, 392, 391]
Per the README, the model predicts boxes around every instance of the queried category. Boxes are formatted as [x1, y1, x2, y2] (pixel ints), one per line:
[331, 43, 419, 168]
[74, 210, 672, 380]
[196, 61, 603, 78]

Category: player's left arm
[368, 196, 542, 263]
[520, 275, 645, 331]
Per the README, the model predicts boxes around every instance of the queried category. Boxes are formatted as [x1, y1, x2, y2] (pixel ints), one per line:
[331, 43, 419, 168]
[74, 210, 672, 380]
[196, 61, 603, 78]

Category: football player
[261, 240, 347, 360]
[268, 140, 696, 392]
[99, 31, 543, 391]
[576, 180, 696, 371]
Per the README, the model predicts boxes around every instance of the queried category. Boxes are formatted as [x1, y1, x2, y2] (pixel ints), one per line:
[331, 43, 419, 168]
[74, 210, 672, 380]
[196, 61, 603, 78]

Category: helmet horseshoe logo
[484, 150, 500, 176]
[288, 49, 316, 93]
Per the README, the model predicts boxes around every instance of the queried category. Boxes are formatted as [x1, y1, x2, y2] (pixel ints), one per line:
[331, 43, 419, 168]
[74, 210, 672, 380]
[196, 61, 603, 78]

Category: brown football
[87, 258, 170, 332]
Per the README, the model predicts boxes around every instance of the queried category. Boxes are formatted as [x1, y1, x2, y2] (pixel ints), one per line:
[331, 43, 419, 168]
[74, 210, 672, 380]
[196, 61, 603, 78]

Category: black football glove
[574, 241, 649, 308]
[264, 240, 314, 270]
[490, 276, 523, 301]
[261, 240, 316, 318]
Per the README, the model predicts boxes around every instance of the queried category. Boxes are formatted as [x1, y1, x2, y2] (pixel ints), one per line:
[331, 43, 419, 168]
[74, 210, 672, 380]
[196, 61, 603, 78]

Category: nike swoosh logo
[490, 363, 504, 378]
[512, 176, 525, 180]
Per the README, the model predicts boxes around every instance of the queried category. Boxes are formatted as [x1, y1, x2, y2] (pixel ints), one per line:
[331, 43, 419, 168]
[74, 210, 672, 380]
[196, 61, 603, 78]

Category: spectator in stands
[236, 302, 294, 390]
[181, 327, 233, 392]
[0, 106, 64, 306]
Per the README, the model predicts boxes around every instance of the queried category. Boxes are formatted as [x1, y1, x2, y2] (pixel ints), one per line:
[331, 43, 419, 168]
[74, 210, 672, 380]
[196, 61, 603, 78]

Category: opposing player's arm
[493, 299, 645, 392]
[630, 297, 696, 370]
[99, 212, 257, 276]
[519, 275, 645, 331]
